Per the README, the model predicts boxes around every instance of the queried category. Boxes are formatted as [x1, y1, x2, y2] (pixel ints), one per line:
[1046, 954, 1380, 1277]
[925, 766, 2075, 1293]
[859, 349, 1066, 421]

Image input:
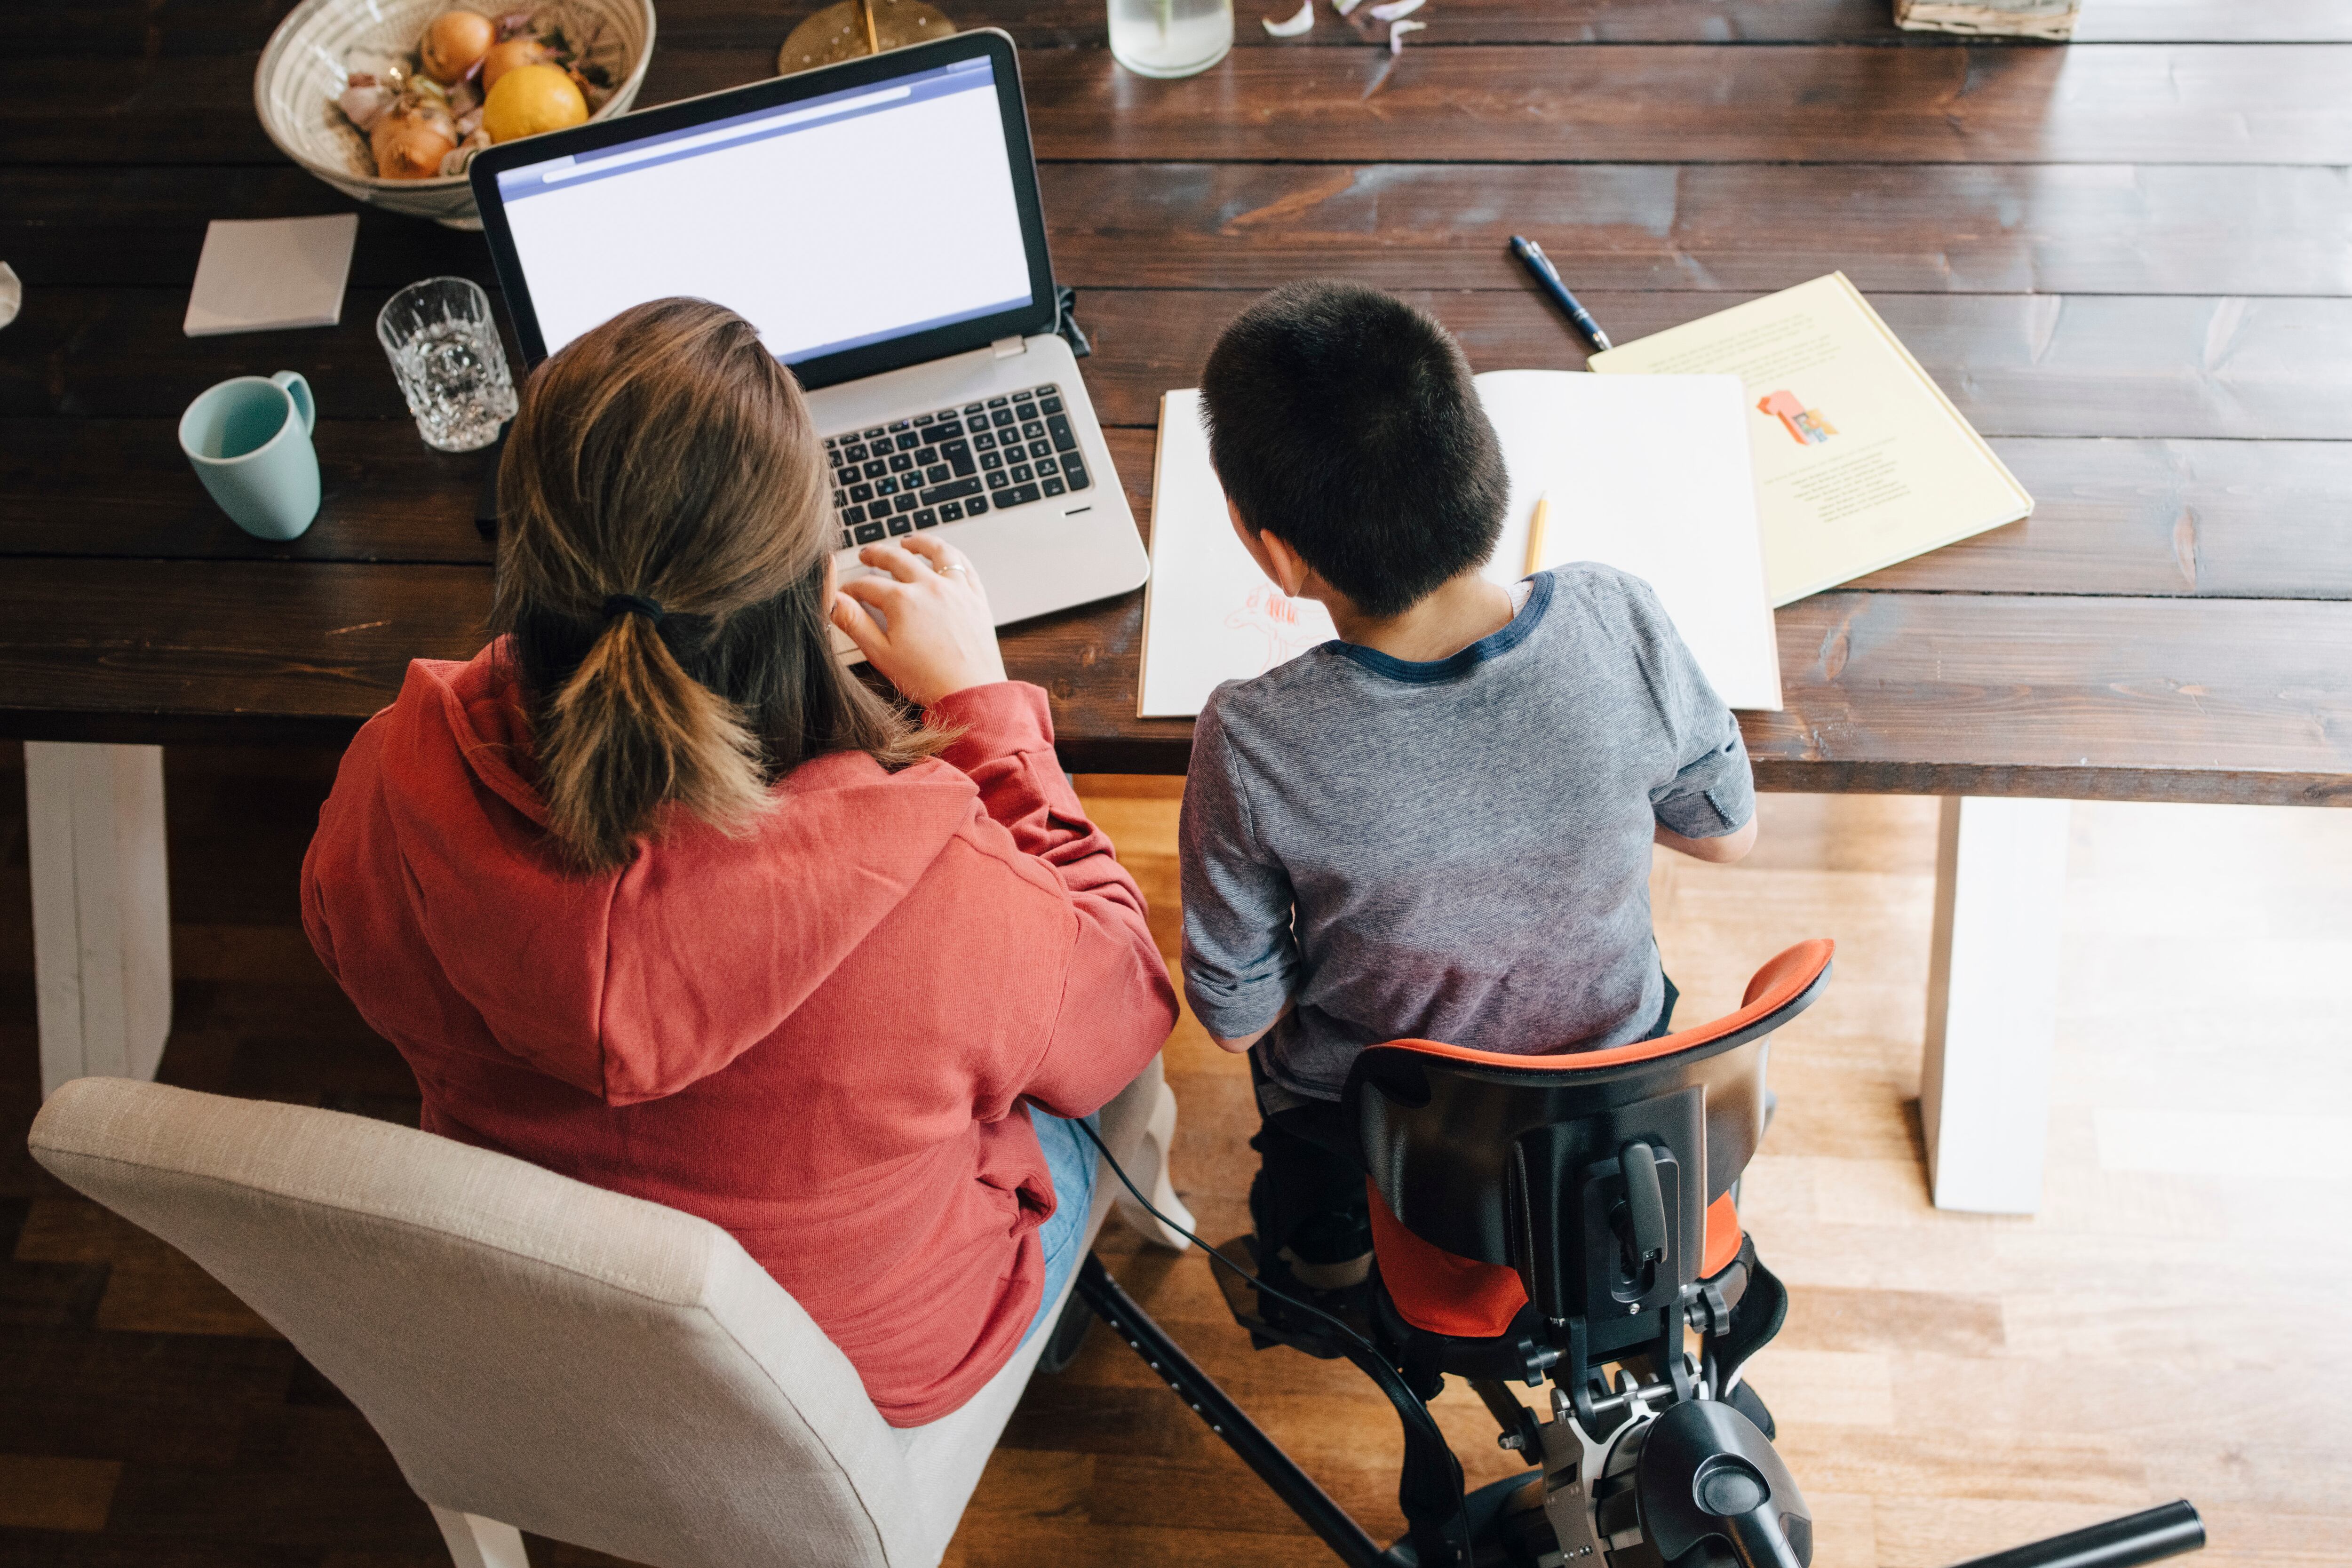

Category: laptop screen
[486, 55, 1036, 367]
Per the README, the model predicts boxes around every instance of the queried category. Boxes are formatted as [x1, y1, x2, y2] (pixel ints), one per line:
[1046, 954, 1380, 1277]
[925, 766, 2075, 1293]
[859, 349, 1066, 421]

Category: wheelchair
[1070, 940, 2208, 1568]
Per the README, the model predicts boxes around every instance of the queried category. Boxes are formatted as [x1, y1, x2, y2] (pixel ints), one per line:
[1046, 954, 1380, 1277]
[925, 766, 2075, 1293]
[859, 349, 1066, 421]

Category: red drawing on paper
[1224, 583, 1325, 673]
[1757, 389, 1837, 447]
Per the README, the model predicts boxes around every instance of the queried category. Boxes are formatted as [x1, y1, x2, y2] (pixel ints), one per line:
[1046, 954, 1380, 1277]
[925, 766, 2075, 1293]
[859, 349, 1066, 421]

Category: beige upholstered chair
[27, 1062, 1192, 1568]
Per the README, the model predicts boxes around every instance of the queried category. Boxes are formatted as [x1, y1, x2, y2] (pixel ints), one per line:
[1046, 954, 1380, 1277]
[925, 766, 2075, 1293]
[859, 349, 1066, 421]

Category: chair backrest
[1343, 941, 1832, 1330]
[27, 1077, 930, 1568]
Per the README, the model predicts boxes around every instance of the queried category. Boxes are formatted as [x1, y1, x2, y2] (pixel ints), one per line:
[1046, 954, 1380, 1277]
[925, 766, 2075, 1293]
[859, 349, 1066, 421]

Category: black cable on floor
[1070, 1115, 1396, 1373]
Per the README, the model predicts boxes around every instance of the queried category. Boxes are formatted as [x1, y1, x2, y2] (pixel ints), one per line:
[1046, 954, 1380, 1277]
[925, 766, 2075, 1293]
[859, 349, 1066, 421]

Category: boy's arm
[1179, 700, 1299, 1054]
[1208, 1000, 1292, 1055]
[1655, 817, 1757, 863]
[1627, 578, 1759, 860]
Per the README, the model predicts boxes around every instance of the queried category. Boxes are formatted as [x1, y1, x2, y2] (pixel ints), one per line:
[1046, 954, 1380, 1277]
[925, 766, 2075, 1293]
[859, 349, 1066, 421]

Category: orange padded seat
[1370, 1185, 1745, 1339]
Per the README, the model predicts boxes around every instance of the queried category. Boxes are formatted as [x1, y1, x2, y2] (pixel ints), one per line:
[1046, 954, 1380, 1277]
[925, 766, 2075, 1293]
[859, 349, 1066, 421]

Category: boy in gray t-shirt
[1179, 281, 1757, 1305]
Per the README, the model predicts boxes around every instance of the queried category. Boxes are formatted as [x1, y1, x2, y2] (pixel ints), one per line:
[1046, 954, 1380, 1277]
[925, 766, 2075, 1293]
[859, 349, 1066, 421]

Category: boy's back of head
[1200, 280, 1510, 620]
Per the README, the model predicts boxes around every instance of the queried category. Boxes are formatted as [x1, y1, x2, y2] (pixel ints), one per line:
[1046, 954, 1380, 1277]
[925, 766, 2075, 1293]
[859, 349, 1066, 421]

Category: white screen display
[494, 59, 1034, 363]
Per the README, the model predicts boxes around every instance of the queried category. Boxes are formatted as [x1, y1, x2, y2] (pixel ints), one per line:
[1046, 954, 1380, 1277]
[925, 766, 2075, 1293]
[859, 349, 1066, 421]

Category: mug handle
[271, 371, 316, 436]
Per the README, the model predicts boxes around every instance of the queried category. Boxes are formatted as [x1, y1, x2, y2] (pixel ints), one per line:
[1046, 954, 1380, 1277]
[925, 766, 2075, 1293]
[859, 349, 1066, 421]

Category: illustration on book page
[1224, 582, 1328, 674]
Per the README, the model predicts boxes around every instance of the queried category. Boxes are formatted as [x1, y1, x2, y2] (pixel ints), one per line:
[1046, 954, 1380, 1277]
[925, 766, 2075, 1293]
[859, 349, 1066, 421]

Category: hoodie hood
[363, 646, 980, 1105]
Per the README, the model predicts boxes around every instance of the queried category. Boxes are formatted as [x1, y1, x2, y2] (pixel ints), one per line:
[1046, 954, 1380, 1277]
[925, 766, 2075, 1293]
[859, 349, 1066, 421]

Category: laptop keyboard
[825, 382, 1095, 549]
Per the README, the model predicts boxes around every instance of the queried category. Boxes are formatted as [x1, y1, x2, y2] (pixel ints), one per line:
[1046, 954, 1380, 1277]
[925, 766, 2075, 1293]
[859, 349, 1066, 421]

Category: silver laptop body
[471, 29, 1147, 642]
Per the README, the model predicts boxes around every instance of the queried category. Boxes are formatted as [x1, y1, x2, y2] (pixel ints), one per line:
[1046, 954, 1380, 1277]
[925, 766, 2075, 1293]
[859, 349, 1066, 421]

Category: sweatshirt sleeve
[1176, 692, 1299, 1042]
[926, 681, 1177, 1116]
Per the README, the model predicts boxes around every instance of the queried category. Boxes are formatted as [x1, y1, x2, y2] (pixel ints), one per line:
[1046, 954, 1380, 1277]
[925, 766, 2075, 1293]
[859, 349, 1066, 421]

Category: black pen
[1509, 235, 1612, 353]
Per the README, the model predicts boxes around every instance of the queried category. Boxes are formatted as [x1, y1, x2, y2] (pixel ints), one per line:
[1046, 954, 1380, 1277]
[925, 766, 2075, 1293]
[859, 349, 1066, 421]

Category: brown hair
[1201, 280, 1507, 619]
[489, 297, 946, 873]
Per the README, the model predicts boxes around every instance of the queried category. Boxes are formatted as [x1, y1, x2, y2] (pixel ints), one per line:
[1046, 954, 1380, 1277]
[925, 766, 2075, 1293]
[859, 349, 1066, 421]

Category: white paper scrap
[1333, 0, 1364, 15]
[183, 214, 359, 337]
[1264, 0, 1314, 32]
[1389, 16, 1427, 48]
[1369, 0, 1423, 19]
[0, 262, 19, 330]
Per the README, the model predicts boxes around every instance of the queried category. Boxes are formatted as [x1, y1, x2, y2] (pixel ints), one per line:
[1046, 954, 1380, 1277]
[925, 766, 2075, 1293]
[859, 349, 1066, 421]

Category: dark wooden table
[6, 0, 2351, 1207]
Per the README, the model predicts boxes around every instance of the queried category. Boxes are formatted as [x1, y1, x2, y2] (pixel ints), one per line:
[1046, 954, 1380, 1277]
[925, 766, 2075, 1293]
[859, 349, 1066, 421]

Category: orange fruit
[479, 37, 551, 93]
[482, 64, 588, 143]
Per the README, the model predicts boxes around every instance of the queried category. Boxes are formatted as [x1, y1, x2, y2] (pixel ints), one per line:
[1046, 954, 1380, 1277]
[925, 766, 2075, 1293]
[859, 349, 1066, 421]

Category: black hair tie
[601, 593, 667, 625]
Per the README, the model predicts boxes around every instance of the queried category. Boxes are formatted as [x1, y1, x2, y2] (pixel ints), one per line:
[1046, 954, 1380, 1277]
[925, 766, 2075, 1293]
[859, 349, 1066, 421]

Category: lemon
[482, 64, 588, 143]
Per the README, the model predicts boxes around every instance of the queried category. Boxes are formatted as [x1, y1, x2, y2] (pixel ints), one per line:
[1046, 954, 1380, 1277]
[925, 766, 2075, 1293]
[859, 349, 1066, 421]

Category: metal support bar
[1945, 1501, 2204, 1568]
[1074, 1255, 1398, 1568]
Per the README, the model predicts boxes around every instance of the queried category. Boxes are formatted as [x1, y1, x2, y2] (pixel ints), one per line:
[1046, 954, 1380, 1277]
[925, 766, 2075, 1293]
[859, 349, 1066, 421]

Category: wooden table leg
[24, 742, 173, 1098]
[1920, 795, 2073, 1214]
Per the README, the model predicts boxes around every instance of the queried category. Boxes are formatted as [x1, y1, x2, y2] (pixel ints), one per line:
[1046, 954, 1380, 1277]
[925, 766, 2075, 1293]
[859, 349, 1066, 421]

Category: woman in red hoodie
[301, 298, 1178, 1425]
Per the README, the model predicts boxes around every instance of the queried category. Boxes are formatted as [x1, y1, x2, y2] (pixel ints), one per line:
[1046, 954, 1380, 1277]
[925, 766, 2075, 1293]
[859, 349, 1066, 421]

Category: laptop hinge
[992, 334, 1025, 358]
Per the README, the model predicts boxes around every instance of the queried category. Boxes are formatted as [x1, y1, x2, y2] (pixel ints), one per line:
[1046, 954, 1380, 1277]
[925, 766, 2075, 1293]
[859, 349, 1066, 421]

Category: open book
[1590, 273, 2033, 605]
[1136, 374, 1783, 717]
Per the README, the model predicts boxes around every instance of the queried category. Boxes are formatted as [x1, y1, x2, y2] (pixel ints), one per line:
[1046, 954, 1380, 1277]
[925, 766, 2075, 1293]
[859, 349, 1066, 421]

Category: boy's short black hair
[1200, 280, 1509, 619]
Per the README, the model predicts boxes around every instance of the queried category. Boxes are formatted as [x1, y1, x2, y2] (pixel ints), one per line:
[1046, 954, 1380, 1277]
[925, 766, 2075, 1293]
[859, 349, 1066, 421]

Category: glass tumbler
[1108, 0, 1233, 78]
[375, 277, 518, 453]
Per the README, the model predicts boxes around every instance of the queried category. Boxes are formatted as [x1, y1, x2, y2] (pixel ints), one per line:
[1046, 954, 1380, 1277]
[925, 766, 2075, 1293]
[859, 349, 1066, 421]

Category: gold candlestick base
[779, 0, 957, 73]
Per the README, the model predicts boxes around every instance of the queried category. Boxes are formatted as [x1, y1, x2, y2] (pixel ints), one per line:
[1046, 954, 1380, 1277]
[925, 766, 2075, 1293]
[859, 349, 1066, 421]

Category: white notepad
[183, 215, 359, 337]
[1137, 374, 1783, 717]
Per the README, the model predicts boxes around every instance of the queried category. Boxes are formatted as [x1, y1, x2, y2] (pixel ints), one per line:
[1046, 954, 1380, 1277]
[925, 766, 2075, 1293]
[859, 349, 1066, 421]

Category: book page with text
[1590, 273, 2030, 605]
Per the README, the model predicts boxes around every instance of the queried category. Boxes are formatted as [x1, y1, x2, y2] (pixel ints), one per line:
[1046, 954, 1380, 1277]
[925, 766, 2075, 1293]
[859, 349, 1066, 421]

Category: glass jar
[1108, 0, 1233, 79]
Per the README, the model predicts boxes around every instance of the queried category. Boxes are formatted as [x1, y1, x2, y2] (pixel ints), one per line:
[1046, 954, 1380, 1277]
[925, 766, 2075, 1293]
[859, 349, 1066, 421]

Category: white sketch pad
[1137, 376, 1782, 717]
[1477, 371, 1781, 712]
[1137, 390, 1338, 718]
[183, 214, 359, 337]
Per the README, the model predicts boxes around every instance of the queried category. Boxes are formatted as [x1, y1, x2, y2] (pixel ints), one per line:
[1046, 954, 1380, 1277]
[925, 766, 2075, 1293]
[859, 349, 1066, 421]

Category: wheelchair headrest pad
[1372, 939, 1833, 1074]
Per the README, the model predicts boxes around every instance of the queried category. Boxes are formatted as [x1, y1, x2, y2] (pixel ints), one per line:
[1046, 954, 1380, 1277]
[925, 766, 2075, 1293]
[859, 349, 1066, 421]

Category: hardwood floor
[2, 743, 2347, 1565]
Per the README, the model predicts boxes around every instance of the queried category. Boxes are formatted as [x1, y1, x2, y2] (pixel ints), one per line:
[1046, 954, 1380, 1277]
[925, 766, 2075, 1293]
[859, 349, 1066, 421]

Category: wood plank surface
[5, 558, 2348, 801]
[3, 0, 2350, 804]
[13, 423, 2352, 611]
[1073, 289, 2352, 441]
[13, 161, 2351, 298]
[1020, 44, 2352, 166]
[1849, 439, 2352, 600]
[11, 45, 2352, 167]
[17, 0, 2351, 56]
[13, 287, 2352, 442]
[0, 418, 495, 565]
[7, 0, 2352, 1557]
[7, 757, 2349, 1562]
[1040, 163, 2352, 298]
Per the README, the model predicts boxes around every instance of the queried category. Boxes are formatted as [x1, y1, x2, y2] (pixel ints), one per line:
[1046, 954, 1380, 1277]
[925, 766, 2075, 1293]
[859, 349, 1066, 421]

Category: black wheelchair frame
[1064, 944, 2210, 1568]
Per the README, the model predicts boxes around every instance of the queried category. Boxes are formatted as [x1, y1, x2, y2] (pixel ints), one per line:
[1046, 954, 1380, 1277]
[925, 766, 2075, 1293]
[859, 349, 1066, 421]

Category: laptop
[469, 29, 1147, 644]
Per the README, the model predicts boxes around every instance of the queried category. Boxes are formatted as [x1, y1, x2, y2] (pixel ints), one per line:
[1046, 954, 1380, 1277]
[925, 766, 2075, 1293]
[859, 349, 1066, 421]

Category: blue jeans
[1019, 1106, 1099, 1345]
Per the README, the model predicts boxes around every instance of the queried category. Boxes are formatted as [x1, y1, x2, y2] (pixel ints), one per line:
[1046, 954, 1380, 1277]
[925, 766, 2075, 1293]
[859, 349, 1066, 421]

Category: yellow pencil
[1522, 493, 1551, 576]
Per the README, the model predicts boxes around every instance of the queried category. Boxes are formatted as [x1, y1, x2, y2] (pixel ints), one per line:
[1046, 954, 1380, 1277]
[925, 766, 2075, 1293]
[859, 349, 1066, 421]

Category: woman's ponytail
[536, 605, 771, 873]
[490, 298, 951, 875]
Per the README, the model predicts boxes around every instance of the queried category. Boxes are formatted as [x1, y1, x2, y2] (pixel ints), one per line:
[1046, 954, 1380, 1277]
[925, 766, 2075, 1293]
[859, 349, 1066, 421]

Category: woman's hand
[830, 535, 1008, 708]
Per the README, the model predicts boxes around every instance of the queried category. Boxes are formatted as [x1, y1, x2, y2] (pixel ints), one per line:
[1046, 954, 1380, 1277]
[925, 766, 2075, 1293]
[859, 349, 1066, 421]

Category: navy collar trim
[1328, 571, 1554, 685]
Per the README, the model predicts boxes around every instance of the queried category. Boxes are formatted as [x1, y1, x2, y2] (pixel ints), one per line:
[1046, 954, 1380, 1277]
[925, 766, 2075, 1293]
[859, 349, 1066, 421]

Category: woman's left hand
[831, 535, 1009, 708]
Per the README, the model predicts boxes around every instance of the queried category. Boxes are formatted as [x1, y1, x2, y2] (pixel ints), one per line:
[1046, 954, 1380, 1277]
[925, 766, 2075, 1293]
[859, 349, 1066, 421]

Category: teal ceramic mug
[177, 371, 319, 541]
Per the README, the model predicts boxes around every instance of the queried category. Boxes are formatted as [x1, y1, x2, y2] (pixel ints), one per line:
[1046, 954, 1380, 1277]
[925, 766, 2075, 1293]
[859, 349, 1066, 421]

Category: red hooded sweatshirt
[300, 644, 1177, 1425]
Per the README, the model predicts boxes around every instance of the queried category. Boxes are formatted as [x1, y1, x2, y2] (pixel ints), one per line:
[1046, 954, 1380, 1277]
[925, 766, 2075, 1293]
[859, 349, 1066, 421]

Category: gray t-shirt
[1179, 564, 1755, 1103]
